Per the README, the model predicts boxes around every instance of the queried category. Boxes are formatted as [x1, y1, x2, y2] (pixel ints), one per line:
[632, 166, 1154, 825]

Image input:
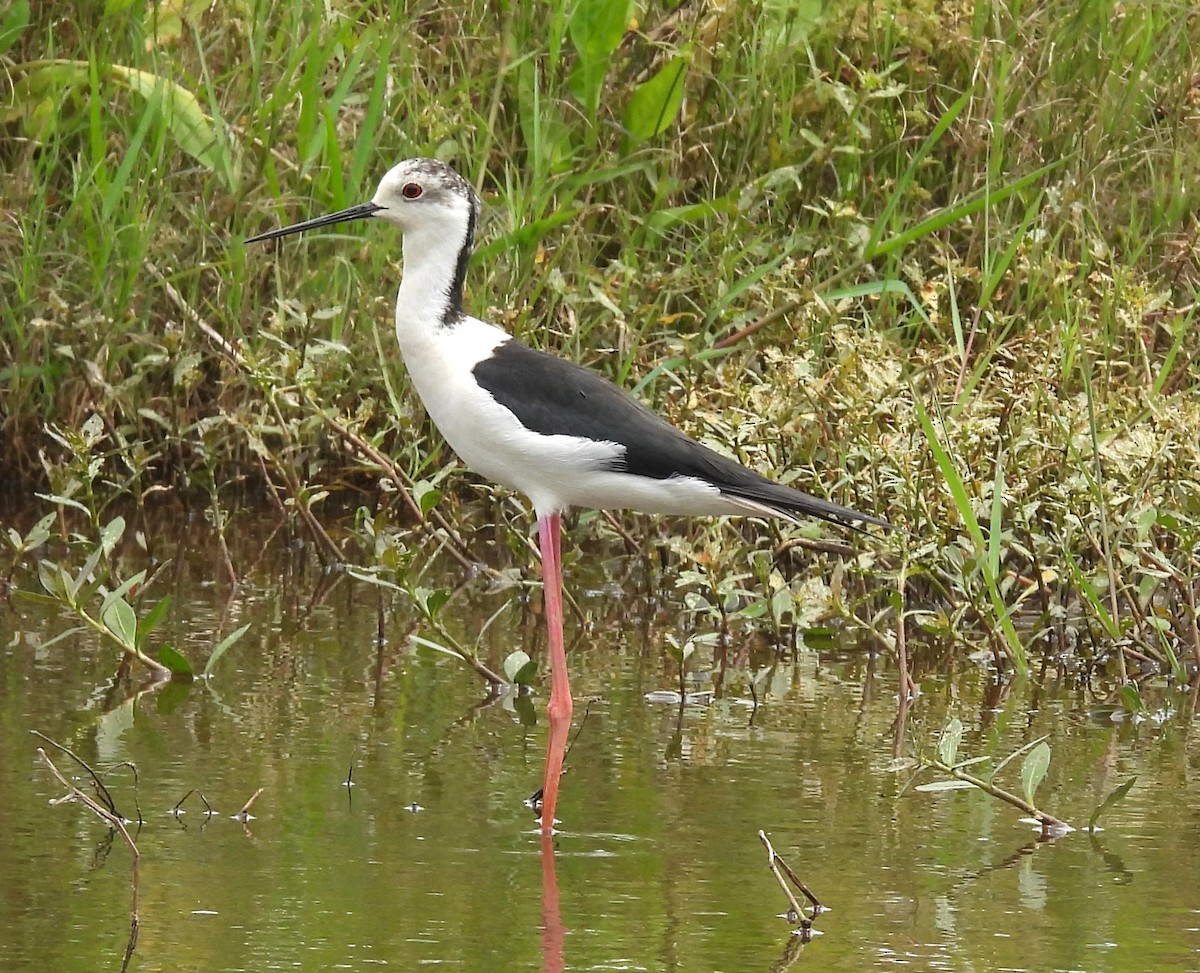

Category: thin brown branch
[758, 830, 806, 922]
[237, 787, 266, 817]
[928, 758, 1070, 834]
[30, 730, 119, 817]
[36, 748, 140, 970]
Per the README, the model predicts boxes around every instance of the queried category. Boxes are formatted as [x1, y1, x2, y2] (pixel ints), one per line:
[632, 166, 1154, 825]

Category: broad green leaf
[568, 0, 628, 62]
[203, 622, 251, 679]
[503, 650, 537, 686]
[624, 54, 689, 141]
[108, 65, 240, 192]
[413, 481, 442, 516]
[99, 570, 147, 617]
[24, 512, 55, 551]
[138, 594, 173, 645]
[567, 0, 630, 115]
[1088, 776, 1137, 832]
[102, 596, 138, 650]
[158, 644, 193, 677]
[38, 559, 67, 599]
[1020, 741, 1051, 806]
[0, 1, 30, 57]
[938, 717, 964, 766]
[12, 61, 239, 191]
[415, 587, 451, 620]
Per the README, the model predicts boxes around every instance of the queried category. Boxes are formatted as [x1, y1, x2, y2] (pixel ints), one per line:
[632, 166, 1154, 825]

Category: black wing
[471, 339, 890, 530]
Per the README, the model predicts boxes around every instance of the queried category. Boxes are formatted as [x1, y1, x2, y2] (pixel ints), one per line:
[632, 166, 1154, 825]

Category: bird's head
[246, 158, 479, 246]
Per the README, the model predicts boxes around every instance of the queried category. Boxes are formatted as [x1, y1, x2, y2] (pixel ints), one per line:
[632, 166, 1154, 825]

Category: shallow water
[1, 512, 1198, 972]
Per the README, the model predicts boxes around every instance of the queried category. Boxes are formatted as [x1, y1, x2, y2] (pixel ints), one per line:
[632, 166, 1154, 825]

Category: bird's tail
[719, 482, 894, 533]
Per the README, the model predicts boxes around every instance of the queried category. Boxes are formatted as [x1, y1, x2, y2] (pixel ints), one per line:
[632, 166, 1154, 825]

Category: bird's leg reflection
[540, 832, 566, 973]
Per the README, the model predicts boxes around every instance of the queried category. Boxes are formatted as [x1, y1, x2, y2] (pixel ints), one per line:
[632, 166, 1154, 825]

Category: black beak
[245, 201, 386, 244]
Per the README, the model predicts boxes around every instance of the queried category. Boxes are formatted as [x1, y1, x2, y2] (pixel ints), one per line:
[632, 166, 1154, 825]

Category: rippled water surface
[2, 511, 1198, 972]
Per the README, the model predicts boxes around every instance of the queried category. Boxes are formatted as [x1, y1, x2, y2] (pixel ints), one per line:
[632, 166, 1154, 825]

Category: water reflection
[2, 511, 1199, 972]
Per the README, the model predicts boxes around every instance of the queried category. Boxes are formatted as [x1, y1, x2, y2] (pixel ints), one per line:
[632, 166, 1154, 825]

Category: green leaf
[915, 779, 976, 792]
[35, 491, 91, 516]
[70, 544, 106, 600]
[1116, 683, 1146, 714]
[203, 623, 251, 679]
[108, 64, 240, 192]
[623, 54, 690, 141]
[138, 594, 172, 646]
[99, 570, 147, 618]
[158, 644, 193, 677]
[410, 633, 467, 660]
[99, 515, 126, 554]
[1088, 776, 1137, 832]
[866, 161, 1062, 260]
[39, 625, 89, 651]
[37, 559, 67, 599]
[415, 587, 451, 621]
[101, 596, 138, 650]
[503, 650, 537, 686]
[1020, 741, 1051, 806]
[824, 279, 932, 327]
[24, 512, 55, 552]
[992, 735, 1049, 778]
[0, 1, 30, 57]
[567, 0, 630, 114]
[11, 589, 60, 606]
[412, 481, 442, 516]
[864, 89, 971, 257]
[938, 718, 964, 766]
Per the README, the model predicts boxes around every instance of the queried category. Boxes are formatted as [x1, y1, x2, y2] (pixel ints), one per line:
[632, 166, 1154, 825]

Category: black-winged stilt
[247, 158, 892, 834]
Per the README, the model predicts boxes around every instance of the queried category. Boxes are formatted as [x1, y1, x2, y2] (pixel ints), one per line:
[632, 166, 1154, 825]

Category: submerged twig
[30, 730, 121, 818]
[758, 830, 823, 939]
[927, 758, 1071, 835]
[236, 787, 265, 819]
[37, 748, 140, 971]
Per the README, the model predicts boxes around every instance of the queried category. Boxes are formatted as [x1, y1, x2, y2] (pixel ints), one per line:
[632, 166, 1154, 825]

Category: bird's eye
[401, 183, 423, 199]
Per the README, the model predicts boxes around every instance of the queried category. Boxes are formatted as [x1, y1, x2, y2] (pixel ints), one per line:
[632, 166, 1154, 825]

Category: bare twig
[172, 789, 193, 816]
[927, 758, 1071, 835]
[715, 300, 801, 350]
[30, 730, 120, 817]
[236, 787, 266, 818]
[758, 830, 821, 925]
[37, 748, 140, 971]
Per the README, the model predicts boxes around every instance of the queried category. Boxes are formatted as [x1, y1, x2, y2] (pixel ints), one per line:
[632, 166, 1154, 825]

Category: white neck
[395, 211, 473, 343]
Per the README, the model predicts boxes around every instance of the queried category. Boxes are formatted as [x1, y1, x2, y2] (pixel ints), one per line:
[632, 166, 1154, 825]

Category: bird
[246, 158, 892, 834]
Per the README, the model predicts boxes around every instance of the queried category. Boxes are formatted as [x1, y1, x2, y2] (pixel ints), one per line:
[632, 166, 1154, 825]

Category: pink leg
[537, 512, 572, 834]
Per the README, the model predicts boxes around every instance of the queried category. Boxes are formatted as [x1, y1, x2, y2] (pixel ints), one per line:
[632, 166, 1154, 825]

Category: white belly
[396, 316, 739, 518]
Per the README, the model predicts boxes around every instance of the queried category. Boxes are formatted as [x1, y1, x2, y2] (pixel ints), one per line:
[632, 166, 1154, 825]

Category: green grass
[3, 0, 1199, 680]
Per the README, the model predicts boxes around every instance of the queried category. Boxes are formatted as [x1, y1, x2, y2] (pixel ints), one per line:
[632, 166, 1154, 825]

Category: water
[1, 513, 1198, 972]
